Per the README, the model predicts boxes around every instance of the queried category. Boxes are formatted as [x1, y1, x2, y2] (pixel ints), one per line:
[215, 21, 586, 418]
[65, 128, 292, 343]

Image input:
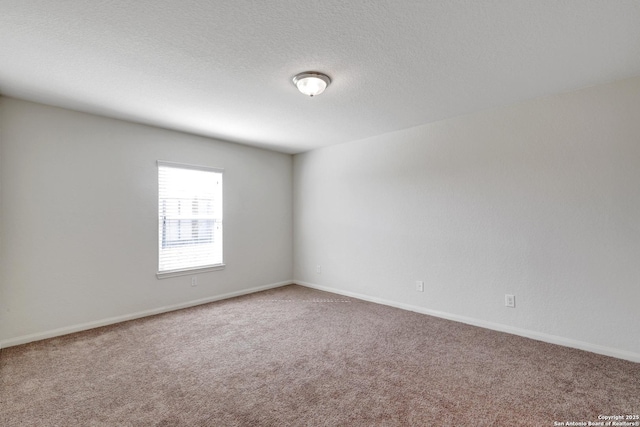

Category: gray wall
[0, 97, 293, 345]
[293, 76, 640, 361]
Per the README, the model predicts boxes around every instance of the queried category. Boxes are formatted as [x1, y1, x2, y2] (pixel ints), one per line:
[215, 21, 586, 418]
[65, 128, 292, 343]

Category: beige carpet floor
[1, 284, 639, 426]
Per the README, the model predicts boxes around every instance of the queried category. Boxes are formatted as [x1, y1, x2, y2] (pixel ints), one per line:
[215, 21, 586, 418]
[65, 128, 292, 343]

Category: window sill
[156, 264, 225, 279]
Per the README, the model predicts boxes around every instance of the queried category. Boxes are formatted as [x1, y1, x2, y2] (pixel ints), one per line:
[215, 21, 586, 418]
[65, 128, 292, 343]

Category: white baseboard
[294, 280, 640, 364]
[0, 280, 292, 349]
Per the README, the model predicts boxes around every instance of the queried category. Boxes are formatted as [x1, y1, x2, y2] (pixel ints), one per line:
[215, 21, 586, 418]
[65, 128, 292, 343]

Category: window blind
[158, 161, 223, 276]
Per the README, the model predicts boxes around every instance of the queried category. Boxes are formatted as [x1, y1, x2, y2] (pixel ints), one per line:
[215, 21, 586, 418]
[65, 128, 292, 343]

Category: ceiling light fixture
[292, 72, 331, 97]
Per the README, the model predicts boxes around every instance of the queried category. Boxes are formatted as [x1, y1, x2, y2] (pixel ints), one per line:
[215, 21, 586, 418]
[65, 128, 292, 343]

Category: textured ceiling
[2, 1, 640, 154]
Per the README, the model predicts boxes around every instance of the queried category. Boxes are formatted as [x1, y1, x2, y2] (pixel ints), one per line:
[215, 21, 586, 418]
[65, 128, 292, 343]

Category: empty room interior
[1, 1, 640, 426]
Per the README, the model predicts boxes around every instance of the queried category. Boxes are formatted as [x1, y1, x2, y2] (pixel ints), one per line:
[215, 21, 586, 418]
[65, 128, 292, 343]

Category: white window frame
[156, 160, 224, 279]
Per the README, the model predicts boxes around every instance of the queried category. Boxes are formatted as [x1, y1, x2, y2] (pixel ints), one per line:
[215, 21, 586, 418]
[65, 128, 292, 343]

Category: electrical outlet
[416, 281, 424, 292]
[316, 265, 322, 274]
[505, 294, 515, 308]
[191, 277, 197, 287]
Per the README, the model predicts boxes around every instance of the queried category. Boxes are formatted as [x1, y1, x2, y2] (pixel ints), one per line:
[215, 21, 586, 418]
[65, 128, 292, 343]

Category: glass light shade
[293, 72, 331, 97]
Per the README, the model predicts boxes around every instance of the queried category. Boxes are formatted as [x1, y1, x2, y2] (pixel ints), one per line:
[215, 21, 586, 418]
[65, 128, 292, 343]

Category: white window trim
[157, 160, 225, 174]
[156, 264, 225, 279]
[156, 160, 225, 279]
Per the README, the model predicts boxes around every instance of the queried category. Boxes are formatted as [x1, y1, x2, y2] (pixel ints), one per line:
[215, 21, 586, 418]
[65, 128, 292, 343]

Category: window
[157, 161, 223, 278]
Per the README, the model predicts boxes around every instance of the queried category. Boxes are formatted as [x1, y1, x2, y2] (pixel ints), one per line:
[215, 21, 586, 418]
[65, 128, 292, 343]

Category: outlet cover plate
[505, 294, 515, 308]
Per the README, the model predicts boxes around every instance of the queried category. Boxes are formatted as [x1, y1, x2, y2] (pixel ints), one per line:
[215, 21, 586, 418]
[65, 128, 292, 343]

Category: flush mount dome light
[292, 72, 331, 97]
